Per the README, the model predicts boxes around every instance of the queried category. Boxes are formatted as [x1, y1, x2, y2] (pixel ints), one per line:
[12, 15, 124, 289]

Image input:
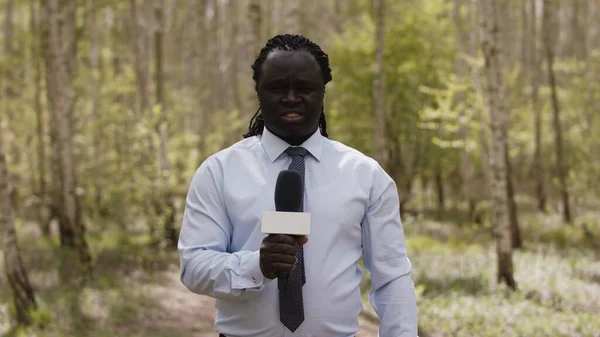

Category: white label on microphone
[261, 211, 311, 235]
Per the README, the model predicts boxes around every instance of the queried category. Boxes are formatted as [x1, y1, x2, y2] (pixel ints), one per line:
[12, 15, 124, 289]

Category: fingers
[264, 234, 297, 245]
[270, 263, 295, 273]
[262, 253, 297, 265]
[261, 242, 297, 256]
[260, 234, 308, 279]
[259, 252, 297, 276]
[264, 234, 309, 246]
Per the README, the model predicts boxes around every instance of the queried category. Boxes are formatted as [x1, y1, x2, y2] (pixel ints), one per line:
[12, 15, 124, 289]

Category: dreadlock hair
[243, 34, 332, 139]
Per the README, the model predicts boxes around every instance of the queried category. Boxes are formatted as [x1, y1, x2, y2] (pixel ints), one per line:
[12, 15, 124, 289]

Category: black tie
[279, 146, 308, 332]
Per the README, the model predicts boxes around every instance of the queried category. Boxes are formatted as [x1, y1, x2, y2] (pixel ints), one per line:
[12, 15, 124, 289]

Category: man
[178, 34, 418, 337]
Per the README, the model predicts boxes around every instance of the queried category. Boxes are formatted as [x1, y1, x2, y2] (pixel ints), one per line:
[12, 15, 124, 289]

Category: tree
[453, 0, 477, 222]
[529, 0, 547, 212]
[480, 0, 517, 289]
[130, 0, 150, 116]
[506, 148, 522, 248]
[42, 0, 92, 275]
[373, 0, 386, 168]
[30, 0, 50, 234]
[154, 0, 177, 248]
[284, 0, 301, 33]
[542, 0, 571, 224]
[0, 122, 38, 326]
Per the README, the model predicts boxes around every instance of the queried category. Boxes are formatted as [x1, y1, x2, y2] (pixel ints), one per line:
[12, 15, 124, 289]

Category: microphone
[274, 170, 302, 293]
[274, 170, 303, 213]
[261, 170, 311, 293]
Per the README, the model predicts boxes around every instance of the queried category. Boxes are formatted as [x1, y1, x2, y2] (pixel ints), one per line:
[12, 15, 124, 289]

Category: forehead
[260, 50, 322, 81]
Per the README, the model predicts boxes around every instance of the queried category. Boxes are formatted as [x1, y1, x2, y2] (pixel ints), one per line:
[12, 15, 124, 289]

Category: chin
[275, 124, 317, 138]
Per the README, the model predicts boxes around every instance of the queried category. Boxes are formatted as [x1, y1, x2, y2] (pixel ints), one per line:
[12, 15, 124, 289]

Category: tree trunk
[520, 0, 529, 82]
[435, 164, 445, 219]
[249, 0, 262, 56]
[194, 0, 208, 149]
[89, 0, 99, 122]
[0, 121, 38, 326]
[529, 0, 547, 213]
[265, 0, 274, 38]
[570, 0, 586, 60]
[373, 0, 386, 168]
[4, 0, 15, 52]
[130, 0, 150, 116]
[154, 0, 177, 248]
[209, 0, 221, 115]
[88, 0, 104, 220]
[30, 0, 50, 235]
[467, 0, 491, 201]
[542, 0, 571, 224]
[498, 0, 522, 249]
[480, 0, 517, 290]
[505, 145, 522, 248]
[43, 0, 92, 276]
[284, 0, 301, 33]
[225, 0, 245, 144]
[3, 0, 17, 177]
[393, 127, 422, 212]
[453, 0, 477, 222]
[2, 0, 17, 206]
[247, 0, 262, 127]
[39, 0, 62, 236]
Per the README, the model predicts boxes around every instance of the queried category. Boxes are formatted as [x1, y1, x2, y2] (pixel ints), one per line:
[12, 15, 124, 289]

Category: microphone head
[274, 170, 303, 212]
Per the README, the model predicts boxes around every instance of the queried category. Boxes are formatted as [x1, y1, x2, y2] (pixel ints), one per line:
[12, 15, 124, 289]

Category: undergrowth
[2, 210, 599, 337]
[387, 210, 600, 337]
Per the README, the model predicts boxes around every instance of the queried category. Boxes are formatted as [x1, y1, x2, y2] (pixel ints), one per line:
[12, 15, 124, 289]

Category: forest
[0, 0, 599, 336]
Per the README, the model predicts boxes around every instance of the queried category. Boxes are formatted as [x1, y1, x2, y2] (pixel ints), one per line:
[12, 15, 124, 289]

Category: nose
[281, 89, 301, 105]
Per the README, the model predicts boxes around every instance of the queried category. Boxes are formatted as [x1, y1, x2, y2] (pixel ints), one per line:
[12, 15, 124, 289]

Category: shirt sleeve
[178, 157, 271, 301]
[361, 165, 419, 337]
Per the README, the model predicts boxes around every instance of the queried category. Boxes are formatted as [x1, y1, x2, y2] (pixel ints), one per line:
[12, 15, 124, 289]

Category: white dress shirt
[178, 126, 418, 337]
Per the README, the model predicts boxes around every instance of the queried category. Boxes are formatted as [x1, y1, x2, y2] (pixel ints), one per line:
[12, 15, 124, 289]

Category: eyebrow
[263, 77, 320, 85]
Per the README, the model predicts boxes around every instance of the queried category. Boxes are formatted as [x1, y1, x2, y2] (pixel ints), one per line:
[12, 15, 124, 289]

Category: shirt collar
[260, 126, 323, 163]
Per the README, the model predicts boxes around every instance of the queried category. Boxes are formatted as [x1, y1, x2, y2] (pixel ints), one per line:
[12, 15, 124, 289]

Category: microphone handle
[277, 271, 289, 293]
[273, 234, 297, 293]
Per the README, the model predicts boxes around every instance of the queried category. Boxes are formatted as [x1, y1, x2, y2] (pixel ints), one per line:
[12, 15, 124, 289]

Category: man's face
[257, 50, 325, 138]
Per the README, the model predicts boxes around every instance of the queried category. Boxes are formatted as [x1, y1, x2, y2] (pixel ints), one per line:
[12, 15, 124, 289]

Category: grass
[0, 225, 187, 337]
[399, 210, 600, 337]
[2, 210, 600, 337]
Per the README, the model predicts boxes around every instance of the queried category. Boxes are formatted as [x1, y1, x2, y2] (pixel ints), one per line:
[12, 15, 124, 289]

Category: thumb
[295, 235, 309, 246]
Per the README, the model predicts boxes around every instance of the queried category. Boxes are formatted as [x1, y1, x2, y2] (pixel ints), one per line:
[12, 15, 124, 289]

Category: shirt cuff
[230, 250, 270, 290]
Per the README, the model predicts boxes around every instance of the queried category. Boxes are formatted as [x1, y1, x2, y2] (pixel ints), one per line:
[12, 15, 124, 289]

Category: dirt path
[148, 271, 380, 336]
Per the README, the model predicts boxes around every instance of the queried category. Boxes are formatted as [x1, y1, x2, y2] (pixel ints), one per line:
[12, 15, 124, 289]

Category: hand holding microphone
[259, 170, 311, 291]
[259, 234, 307, 280]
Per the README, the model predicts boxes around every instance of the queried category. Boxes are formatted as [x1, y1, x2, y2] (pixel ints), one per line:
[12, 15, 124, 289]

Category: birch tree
[42, 0, 92, 275]
[530, 0, 547, 212]
[480, 0, 517, 289]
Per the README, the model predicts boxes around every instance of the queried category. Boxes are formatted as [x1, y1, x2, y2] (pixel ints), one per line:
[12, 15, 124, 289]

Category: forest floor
[1, 207, 600, 337]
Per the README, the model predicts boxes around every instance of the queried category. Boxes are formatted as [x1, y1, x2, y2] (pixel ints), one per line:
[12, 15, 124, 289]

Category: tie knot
[285, 146, 308, 158]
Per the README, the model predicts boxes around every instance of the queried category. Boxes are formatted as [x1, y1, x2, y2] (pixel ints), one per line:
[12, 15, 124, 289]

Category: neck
[280, 134, 311, 146]
[267, 126, 317, 146]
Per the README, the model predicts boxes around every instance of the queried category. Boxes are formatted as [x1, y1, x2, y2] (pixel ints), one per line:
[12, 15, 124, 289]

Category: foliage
[327, 0, 454, 158]
[1, 0, 600, 335]
[360, 212, 600, 337]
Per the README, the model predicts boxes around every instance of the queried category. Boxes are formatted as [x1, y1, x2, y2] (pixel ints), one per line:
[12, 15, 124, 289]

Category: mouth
[280, 111, 304, 122]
